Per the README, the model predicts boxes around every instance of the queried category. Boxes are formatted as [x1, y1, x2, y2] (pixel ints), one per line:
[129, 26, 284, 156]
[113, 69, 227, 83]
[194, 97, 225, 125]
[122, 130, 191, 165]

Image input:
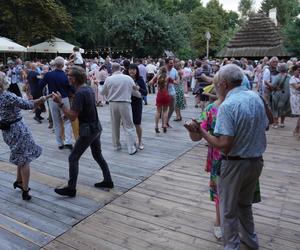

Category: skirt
[156, 89, 170, 108]
[2, 120, 42, 166]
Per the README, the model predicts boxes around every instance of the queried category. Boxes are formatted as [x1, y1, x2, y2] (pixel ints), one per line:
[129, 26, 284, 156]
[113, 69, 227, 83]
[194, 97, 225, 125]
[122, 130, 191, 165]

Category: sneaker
[58, 145, 64, 150]
[272, 124, 278, 129]
[94, 181, 114, 189]
[54, 187, 76, 197]
[213, 226, 222, 240]
[279, 123, 285, 128]
[64, 144, 73, 150]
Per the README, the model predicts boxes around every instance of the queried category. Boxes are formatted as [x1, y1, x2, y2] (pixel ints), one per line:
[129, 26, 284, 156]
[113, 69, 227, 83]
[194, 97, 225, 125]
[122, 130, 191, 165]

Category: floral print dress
[0, 91, 42, 166]
[199, 102, 221, 204]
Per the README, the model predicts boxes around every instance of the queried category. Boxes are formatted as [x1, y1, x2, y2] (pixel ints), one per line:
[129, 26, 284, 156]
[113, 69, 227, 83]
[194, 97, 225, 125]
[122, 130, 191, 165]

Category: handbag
[0, 117, 22, 130]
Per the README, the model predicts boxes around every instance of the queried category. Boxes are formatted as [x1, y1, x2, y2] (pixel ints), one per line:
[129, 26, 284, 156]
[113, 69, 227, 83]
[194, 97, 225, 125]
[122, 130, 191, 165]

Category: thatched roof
[217, 13, 290, 58]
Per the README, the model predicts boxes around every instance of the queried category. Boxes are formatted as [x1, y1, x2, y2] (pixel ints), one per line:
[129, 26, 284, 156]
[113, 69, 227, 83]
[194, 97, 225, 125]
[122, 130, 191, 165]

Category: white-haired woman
[0, 74, 51, 200]
[271, 63, 290, 128]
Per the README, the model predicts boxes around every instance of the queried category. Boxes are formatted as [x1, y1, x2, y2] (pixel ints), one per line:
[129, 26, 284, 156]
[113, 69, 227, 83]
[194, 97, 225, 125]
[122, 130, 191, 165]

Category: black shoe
[54, 187, 76, 197]
[163, 127, 167, 133]
[38, 116, 44, 120]
[64, 144, 73, 150]
[94, 181, 114, 189]
[58, 145, 64, 150]
[22, 190, 31, 201]
[33, 117, 42, 123]
[144, 102, 148, 105]
[155, 128, 160, 133]
[13, 181, 30, 191]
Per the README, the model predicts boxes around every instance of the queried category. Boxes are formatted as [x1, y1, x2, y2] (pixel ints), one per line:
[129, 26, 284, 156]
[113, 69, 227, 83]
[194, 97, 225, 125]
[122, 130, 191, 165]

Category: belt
[221, 155, 262, 161]
[109, 101, 130, 103]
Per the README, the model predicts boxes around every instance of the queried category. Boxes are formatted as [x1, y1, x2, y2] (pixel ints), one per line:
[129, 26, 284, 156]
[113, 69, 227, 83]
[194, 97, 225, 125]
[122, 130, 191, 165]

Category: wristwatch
[58, 102, 64, 108]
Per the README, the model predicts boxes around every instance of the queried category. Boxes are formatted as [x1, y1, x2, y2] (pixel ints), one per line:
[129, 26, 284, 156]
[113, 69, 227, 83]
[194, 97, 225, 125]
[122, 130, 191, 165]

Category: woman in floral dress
[0, 74, 50, 200]
[173, 62, 185, 121]
[289, 64, 300, 138]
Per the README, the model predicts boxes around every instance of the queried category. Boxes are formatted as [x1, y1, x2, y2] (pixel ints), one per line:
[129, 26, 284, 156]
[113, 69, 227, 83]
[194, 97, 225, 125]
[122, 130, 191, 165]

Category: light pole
[205, 31, 211, 59]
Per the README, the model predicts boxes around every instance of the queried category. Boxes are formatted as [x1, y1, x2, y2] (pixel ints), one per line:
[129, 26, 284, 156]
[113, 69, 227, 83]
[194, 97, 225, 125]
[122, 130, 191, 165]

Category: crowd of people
[0, 48, 300, 250]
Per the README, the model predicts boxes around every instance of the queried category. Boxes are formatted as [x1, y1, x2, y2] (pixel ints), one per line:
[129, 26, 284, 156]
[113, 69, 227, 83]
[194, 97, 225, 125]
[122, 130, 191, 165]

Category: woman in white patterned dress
[0, 74, 51, 200]
[289, 65, 300, 138]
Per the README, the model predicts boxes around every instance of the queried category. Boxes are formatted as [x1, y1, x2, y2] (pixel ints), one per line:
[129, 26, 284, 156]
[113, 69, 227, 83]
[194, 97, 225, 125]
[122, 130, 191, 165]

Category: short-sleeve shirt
[167, 68, 178, 96]
[214, 86, 267, 158]
[27, 70, 42, 97]
[72, 85, 99, 125]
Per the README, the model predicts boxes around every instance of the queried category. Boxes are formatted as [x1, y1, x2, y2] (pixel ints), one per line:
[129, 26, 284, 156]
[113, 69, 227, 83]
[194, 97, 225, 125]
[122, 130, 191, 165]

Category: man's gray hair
[219, 64, 244, 87]
[54, 56, 65, 68]
[278, 63, 288, 73]
[112, 63, 121, 73]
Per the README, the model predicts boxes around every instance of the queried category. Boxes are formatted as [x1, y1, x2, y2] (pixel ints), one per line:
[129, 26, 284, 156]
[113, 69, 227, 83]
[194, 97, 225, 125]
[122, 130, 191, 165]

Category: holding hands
[52, 91, 62, 104]
[184, 119, 204, 142]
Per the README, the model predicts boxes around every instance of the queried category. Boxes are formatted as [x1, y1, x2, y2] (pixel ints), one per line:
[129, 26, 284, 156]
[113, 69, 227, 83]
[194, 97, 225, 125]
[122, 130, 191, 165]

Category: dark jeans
[68, 131, 112, 189]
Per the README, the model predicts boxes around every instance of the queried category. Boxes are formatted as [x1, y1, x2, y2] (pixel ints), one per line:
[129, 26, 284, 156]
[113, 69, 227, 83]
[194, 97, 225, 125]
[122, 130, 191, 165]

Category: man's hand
[183, 119, 201, 133]
[52, 91, 62, 104]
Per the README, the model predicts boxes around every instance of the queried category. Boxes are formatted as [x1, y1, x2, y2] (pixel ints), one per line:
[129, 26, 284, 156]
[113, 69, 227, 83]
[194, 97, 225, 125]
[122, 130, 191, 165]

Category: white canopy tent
[28, 37, 84, 54]
[0, 37, 27, 52]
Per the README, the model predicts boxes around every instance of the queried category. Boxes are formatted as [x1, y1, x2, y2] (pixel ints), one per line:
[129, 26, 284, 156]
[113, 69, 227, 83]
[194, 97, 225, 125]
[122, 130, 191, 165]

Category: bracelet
[58, 102, 64, 108]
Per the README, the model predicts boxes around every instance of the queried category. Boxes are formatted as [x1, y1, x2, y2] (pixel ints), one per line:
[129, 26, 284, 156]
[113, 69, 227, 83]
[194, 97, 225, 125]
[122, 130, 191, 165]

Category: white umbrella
[0, 37, 27, 52]
[28, 37, 84, 54]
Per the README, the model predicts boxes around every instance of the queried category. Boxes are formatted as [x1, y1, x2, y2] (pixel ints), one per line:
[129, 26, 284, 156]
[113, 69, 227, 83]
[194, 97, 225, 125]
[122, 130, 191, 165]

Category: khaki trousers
[109, 102, 136, 154]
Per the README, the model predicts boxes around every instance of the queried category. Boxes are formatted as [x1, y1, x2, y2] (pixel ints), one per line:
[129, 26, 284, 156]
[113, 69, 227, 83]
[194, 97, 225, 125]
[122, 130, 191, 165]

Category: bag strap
[259, 95, 274, 128]
[276, 75, 287, 91]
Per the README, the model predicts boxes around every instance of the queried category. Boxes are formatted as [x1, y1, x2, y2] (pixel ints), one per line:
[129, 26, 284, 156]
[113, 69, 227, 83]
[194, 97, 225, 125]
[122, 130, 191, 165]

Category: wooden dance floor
[0, 94, 299, 250]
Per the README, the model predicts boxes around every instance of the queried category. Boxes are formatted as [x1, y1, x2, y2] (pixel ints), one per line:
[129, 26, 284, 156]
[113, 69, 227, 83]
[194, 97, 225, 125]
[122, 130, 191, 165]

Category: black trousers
[68, 131, 112, 189]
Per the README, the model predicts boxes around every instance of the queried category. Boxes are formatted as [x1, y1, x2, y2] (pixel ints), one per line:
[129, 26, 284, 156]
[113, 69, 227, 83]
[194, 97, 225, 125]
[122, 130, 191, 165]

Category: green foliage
[283, 18, 300, 56]
[238, 0, 255, 18]
[190, 0, 239, 57]
[100, 1, 191, 58]
[0, 0, 71, 45]
[259, 0, 300, 26]
[0, 0, 243, 58]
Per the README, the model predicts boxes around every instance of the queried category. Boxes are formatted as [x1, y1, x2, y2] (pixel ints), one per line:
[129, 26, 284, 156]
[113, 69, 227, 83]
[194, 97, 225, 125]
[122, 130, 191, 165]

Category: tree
[0, 0, 71, 45]
[283, 18, 300, 56]
[101, 0, 191, 58]
[259, 0, 299, 26]
[238, 0, 255, 18]
[190, 0, 239, 57]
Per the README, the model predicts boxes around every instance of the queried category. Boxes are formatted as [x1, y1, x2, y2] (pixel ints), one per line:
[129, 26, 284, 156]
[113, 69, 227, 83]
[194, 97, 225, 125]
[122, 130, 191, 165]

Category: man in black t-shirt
[52, 66, 113, 197]
[27, 63, 44, 123]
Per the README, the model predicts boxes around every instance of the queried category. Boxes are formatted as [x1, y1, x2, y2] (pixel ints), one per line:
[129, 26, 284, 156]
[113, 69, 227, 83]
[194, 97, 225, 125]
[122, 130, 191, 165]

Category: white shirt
[101, 71, 135, 102]
[146, 63, 157, 74]
[74, 52, 83, 65]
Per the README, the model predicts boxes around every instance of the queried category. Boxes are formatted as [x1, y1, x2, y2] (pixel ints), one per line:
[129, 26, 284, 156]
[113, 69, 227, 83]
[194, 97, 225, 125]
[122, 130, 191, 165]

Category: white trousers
[109, 102, 136, 154]
[49, 98, 73, 146]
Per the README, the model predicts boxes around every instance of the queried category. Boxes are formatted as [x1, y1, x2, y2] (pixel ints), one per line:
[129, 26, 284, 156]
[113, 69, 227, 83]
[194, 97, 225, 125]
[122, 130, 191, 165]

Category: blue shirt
[214, 86, 267, 157]
[241, 74, 251, 89]
[40, 69, 75, 98]
[167, 68, 178, 96]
